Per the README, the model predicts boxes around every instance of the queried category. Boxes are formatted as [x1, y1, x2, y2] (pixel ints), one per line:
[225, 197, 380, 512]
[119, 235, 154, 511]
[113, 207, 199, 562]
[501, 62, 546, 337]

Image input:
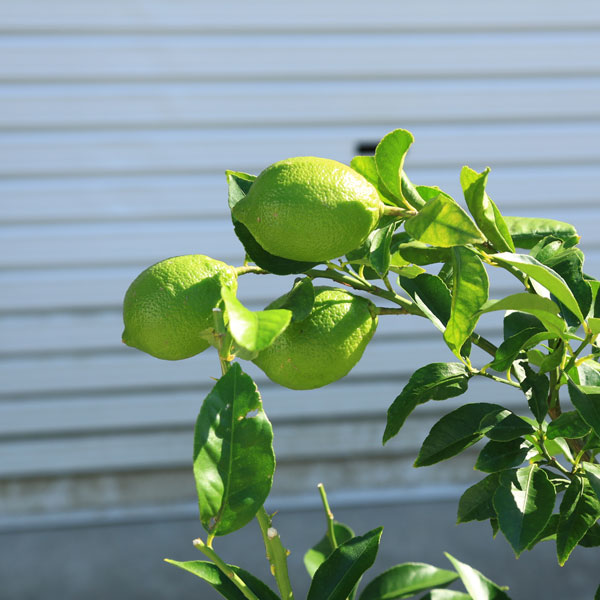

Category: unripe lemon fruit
[232, 157, 383, 262]
[253, 286, 378, 390]
[122, 255, 237, 360]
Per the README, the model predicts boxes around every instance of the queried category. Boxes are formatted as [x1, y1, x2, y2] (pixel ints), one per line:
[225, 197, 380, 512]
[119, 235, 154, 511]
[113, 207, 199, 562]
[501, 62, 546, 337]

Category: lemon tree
[120, 127, 600, 599]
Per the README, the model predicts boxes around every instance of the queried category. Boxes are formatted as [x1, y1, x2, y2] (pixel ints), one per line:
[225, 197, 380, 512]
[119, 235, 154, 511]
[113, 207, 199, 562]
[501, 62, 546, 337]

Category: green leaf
[546, 411, 591, 440]
[394, 241, 451, 267]
[503, 311, 545, 339]
[401, 172, 426, 209]
[419, 591, 471, 600]
[399, 273, 451, 333]
[414, 403, 504, 467]
[460, 166, 514, 253]
[492, 465, 556, 557]
[489, 328, 549, 372]
[575, 360, 600, 386]
[457, 473, 500, 523]
[359, 563, 458, 600]
[557, 477, 600, 565]
[304, 522, 355, 579]
[479, 293, 565, 335]
[526, 513, 560, 550]
[265, 277, 315, 322]
[370, 222, 396, 277]
[383, 363, 471, 444]
[579, 522, 600, 547]
[493, 253, 584, 323]
[444, 247, 489, 358]
[475, 438, 529, 473]
[351, 155, 399, 207]
[503, 216, 579, 250]
[405, 194, 484, 248]
[444, 553, 512, 600]
[515, 362, 550, 424]
[538, 340, 566, 374]
[193, 364, 275, 536]
[589, 317, 600, 335]
[582, 462, 600, 503]
[484, 411, 535, 442]
[567, 380, 600, 439]
[165, 560, 279, 600]
[374, 129, 415, 203]
[308, 527, 383, 600]
[226, 170, 256, 210]
[222, 287, 291, 354]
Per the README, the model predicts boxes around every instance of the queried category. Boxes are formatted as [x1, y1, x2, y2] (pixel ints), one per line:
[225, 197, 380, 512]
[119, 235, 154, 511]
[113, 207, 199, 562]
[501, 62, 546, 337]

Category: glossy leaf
[489, 328, 549, 372]
[383, 363, 471, 444]
[444, 247, 489, 358]
[304, 522, 356, 578]
[399, 273, 451, 333]
[460, 166, 514, 253]
[370, 222, 396, 277]
[484, 411, 535, 442]
[567, 380, 600, 439]
[493, 466, 556, 557]
[546, 411, 591, 440]
[414, 403, 504, 467]
[475, 438, 529, 473]
[307, 528, 383, 600]
[457, 474, 500, 523]
[444, 553, 512, 600]
[503, 216, 579, 250]
[557, 477, 600, 565]
[405, 194, 484, 248]
[374, 129, 414, 202]
[503, 311, 545, 339]
[526, 514, 559, 550]
[350, 155, 396, 205]
[538, 340, 565, 374]
[165, 560, 279, 600]
[226, 170, 256, 210]
[493, 253, 584, 323]
[582, 463, 600, 503]
[266, 277, 315, 322]
[193, 364, 275, 536]
[517, 363, 549, 424]
[359, 563, 458, 600]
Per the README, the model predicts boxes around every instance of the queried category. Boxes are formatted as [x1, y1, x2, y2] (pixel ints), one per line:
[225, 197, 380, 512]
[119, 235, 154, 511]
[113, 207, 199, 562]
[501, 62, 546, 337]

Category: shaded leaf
[266, 277, 315, 322]
[399, 273, 451, 333]
[504, 216, 579, 250]
[526, 514, 559, 550]
[374, 129, 415, 203]
[582, 463, 600, 504]
[475, 438, 529, 473]
[484, 411, 535, 442]
[304, 522, 355, 578]
[518, 363, 549, 424]
[579, 522, 600, 547]
[457, 473, 500, 523]
[546, 411, 591, 440]
[226, 170, 256, 210]
[351, 155, 396, 205]
[401, 173, 427, 210]
[420, 591, 471, 600]
[503, 311, 545, 340]
[567, 380, 600, 439]
[395, 241, 451, 266]
[489, 327, 545, 372]
[370, 222, 396, 277]
[444, 553, 512, 600]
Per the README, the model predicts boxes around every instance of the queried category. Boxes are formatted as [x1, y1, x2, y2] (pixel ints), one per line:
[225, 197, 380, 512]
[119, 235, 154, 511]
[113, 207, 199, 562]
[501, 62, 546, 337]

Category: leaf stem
[193, 537, 261, 600]
[381, 205, 417, 219]
[256, 507, 295, 600]
[475, 370, 521, 389]
[317, 483, 338, 549]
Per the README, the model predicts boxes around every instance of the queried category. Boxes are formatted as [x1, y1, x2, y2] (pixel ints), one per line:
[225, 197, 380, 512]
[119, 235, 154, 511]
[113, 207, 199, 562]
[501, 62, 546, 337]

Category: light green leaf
[370, 222, 396, 277]
[266, 277, 315, 322]
[351, 155, 397, 205]
[475, 438, 529, 473]
[193, 364, 275, 536]
[444, 247, 489, 358]
[457, 473, 500, 523]
[493, 253, 584, 323]
[589, 317, 600, 335]
[222, 287, 291, 353]
[226, 170, 256, 210]
[304, 522, 356, 578]
[503, 216, 579, 250]
[374, 129, 415, 203]
[460, 166, 514, 253]
[308, 528, 383, 600]
[444, 553, 512, 600]
[492, 465, 556, 557]
[359, 563, 458, 600]
[383, 363, 471, 444]
[567, 380, 600, 439]
[405, 195, 484, 248]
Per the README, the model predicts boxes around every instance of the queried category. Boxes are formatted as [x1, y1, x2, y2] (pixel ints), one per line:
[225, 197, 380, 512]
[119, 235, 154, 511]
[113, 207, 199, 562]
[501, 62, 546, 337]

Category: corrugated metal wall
[2, 0, 600, 529]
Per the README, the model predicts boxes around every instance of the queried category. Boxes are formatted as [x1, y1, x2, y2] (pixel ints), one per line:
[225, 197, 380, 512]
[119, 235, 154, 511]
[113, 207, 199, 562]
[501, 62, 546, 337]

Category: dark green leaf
[374, 129, 415, 203]
[530, 236, 565, 263]
[414, 403, 504, 467]
[475, 438, 529, 473]
[370, 222, 396, 277]
[489, 327, 544, 372]
[567, 380, 600, 439]
[444, 247, 489, 358]
[457, 474, 500, 523]
[193, 364, 275, 536]
[419, 591, 471, 600]
[383, 363, 471, 444]
[266, 277, 315, 322]
[526, 514, 559, 550]
[394, 241, 451, 266]
[460, 166, 514, 253]
[557, 477, 600, 565]
[517, 363, 549, 424]
[538, 341, 566, 374]
[304, 522, 355, 578]
[359, 563, 458, 600]
[582, 463, 600, 503]
[484, 411, 535, 441]
[492, 466, 556, 557]
[579, 523, 600, 547]
[503, 311, 545, 340]
[490, 518, 500, 538]
[444, 553, 512, 600]
[405, 194, 484, 248]
[546, 411, 591, 440]
[595, 584, 600, 600]
[308, 527, 383, 600]
[503, 216, 579, 250]
[165, 560, 279, 600]
[226, 170, 256, 210]
[399, 273, 451, 333]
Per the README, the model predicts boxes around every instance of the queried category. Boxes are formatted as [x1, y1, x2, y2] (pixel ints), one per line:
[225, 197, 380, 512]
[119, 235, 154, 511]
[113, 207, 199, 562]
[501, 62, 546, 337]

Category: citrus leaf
[444, 553, 512, 600]
[484, 411, 535, 442]
[492, 465, 556, 558]
[589, 317, 600, 335]
[383, 363, 471, 444]
[493, 253, 584, 323]
[518, 363, 549, 423]
[369, 222, 396, 277]
[222, 287, 291, 353]
[405, 194, 484, 248]
[374, 129, 415, 203]
[583, 463, 600, 504]
[401, 172, 426, 209]
[503, 311, 545, 339]
[165, 560, 279, 600]
[525, 513, 559, 550]
[193, 364, 275, 536]
[395, 241, 451, 266]
[503, 216, 579, 250]
[420, 591, 472, 600]
[350, 155, 397, 205]
[457, 473, 500, 523]
[226, 170, 256, 210]
[414, 403, 505, 467]
[557, 477, 600, 565]
[307, 527, 383, 600]
[567, 380, 600, 439]
[359, 563, 458, 600]
[460, 166, 514, 253]
[444, 247, 489, 358]
[266, 277, 315, 322]
[489, 327, 550, 372]
[546, 411, 591, 440]
[399, 273, 451, 333]
[475, 438, 529, 473]
[304, 522, 355, 578]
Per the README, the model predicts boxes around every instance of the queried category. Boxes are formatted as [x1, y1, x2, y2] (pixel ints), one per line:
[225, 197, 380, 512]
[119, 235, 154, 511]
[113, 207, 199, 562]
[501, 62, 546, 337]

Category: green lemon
[122, 254, 237, 360]
[232, 157, 383, 262]
[253, 286, 378, 389]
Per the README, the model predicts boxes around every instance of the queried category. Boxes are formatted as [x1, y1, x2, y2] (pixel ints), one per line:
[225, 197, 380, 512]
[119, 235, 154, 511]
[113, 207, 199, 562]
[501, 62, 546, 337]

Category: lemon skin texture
[122, 255, 237, 360]
[232, 157, 383, 262]
[253, 286, 378, 390]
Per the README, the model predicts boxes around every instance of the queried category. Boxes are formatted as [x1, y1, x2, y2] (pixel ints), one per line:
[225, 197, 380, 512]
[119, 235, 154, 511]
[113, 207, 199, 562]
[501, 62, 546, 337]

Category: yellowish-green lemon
[122, 255, 237, 360]
[253, 286, 378, 389]
[232, 157, 383, 262]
